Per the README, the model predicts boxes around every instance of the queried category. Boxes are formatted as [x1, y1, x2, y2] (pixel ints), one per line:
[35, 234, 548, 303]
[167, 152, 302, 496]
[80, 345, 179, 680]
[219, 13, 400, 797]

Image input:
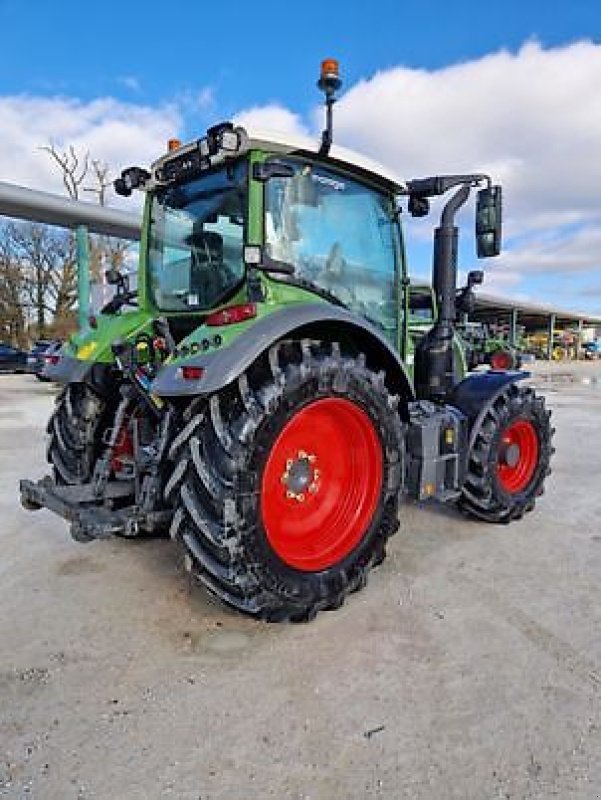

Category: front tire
[458, 383, 553, 523]
[167, 340, 404, 621]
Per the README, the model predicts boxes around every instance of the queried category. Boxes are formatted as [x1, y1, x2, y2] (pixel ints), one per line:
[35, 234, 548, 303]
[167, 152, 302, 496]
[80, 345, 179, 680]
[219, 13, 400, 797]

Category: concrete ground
[1, 364, 600, 800]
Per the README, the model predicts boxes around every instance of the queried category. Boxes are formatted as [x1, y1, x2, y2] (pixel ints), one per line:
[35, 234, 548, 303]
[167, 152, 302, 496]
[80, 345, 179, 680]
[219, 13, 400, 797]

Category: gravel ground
[1, 363, 600, 800]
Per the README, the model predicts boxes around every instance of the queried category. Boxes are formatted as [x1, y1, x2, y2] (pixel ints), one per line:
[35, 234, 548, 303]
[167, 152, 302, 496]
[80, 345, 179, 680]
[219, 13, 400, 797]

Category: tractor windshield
[264, 159, 399, 339]
[148, 161, 247, 311]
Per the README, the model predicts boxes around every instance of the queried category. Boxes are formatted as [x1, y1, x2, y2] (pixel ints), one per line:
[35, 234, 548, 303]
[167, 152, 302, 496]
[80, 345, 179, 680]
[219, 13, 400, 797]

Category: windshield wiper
[262, 259, 347, 309]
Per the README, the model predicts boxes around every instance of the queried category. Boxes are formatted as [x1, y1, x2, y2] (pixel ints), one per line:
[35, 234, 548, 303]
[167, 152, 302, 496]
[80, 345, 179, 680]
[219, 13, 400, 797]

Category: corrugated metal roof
[473, 291, 601, 325]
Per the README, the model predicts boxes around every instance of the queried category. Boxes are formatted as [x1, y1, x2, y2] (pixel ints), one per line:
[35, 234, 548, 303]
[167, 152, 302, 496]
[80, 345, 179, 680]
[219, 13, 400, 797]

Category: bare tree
[40, 143, 90, 200]
[42, 144, 129, 282]
[0, 143, 134, 344]
[0, 222, 75, 338]
[85, 159, 111, 206]
[0, 231, 28, 346]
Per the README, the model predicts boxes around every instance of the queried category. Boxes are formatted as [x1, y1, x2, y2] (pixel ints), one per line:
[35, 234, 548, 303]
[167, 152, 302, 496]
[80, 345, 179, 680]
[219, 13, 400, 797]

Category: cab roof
[245, 129, 407, 195]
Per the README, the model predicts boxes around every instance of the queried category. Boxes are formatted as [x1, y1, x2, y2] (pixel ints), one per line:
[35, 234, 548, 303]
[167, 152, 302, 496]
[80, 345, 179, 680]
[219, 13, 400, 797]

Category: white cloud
[329, 40, 601, 239]
[496, 223, 601, 274]
[231, 41, 601, 304]
[196, 86, 215, 111]
[117, 76, 141, 92]
[0, 94, 182, 203]
[2, 41, 601, 310]
[173, 86, 216, 117]
[233, 104, 308, 138]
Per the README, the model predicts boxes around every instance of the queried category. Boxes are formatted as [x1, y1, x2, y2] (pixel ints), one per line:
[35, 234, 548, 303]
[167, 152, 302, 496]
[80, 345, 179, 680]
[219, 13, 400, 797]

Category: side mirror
[456, 270, 484, 316]
[113, 166, 150, 197]
[467, 269, 484, 288]
[105, 268, 122, 285]
[105, 268, 129, 293]
[476, 186, 502, 258]
[408, 194, 430, 218]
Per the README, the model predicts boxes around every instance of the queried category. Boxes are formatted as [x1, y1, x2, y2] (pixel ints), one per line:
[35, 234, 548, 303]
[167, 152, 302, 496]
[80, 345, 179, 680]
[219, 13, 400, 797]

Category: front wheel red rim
[261, 398, 383, 572]
[497, 418, 539, 493]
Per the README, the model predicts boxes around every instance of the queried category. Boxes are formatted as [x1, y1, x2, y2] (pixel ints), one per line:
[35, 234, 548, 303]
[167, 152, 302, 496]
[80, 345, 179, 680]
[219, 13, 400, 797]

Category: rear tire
[47, 383, 106, 484]
[167, 339, 404, 621]
[458, 383, 553, 523]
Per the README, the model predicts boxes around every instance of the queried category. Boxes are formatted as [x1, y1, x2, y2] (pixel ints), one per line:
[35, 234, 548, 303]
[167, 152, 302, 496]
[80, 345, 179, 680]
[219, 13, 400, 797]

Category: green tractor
[407, 281, 470, 375]
[460, 322, 523, 371]
[21, 61, 554, 622]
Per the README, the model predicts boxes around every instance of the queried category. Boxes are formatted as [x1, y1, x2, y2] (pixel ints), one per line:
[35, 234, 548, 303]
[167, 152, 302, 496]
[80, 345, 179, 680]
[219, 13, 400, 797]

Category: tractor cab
[117, 122, 407, 354]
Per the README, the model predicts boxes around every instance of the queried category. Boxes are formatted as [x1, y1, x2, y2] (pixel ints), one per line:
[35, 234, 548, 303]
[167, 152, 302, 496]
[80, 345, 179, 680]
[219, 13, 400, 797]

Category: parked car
[0, 342, 28, 373]
[27, 339, 60, 380]
[37, 341, 63, 381]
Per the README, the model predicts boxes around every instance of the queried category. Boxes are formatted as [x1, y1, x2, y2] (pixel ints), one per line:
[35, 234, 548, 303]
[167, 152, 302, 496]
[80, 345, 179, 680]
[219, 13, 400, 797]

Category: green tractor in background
[21, 61, 554, 622]
[407, 281, 469, 375]
[459, 321, 525, 371]
[408, 274, 523, 371]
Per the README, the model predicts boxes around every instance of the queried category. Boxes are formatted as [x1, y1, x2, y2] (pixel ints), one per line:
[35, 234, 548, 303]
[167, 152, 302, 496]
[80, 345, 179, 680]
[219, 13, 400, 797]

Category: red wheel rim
[497, 419, 539, 493]
[490, 351, 512, 370]
[111, 421, 134, 473]
[261, 398, 383, 571]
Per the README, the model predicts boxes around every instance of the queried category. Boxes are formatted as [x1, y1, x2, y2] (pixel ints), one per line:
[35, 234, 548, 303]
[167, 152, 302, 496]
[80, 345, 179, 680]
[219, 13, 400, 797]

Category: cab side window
[265, 161, 398, 340]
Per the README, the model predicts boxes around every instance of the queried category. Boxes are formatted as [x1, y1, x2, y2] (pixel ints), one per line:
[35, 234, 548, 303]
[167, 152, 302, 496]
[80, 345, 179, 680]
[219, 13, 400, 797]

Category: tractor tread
[46, 384, 105, 484]
[458, 383, 553, 523]
[168, 339, 405, 622]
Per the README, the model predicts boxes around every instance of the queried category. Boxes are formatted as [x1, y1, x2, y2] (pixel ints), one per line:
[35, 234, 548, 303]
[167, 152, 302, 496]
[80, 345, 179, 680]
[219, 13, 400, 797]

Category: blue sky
[2, 0, 597, 112]
[1, 0, 601, 316]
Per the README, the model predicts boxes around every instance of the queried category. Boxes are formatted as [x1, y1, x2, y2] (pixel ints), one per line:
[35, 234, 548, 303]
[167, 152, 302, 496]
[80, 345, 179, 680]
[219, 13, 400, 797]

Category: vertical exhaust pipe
[415, 184, 471, 403]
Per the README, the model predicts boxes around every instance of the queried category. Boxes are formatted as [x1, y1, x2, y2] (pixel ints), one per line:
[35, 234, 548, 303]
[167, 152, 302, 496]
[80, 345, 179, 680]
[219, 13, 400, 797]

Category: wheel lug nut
[297, 493, 305, 502]
[286, 490, 294, 499]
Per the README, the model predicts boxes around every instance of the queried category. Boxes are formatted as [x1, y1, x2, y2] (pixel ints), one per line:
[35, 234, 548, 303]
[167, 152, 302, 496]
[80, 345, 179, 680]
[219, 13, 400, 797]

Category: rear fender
[152, 303, 415, 416]
[449, 370, 530, 449]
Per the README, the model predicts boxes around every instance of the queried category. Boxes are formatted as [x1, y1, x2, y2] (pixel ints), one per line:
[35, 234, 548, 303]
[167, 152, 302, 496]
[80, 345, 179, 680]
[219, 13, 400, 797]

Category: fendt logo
[312, 173, 346, 192]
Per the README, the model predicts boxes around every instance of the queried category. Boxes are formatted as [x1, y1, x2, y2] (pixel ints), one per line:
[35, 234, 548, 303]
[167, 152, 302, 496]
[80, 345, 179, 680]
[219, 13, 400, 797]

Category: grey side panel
[152, 303, 415, 400]
[43, 354, 92, 384]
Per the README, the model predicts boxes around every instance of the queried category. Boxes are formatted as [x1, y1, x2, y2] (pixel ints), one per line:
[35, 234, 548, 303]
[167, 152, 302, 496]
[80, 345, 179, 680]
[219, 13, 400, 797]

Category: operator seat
[190, 230, 224, 307]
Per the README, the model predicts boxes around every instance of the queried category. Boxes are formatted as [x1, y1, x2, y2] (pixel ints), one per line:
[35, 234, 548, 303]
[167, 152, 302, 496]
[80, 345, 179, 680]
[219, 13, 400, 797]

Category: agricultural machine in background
[408, 280, 522, 371]
[408, 281, 474, 377]
[20, 60, 554, 622]
[583, 339, 601, 359]
[457, 320, 524, 370]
